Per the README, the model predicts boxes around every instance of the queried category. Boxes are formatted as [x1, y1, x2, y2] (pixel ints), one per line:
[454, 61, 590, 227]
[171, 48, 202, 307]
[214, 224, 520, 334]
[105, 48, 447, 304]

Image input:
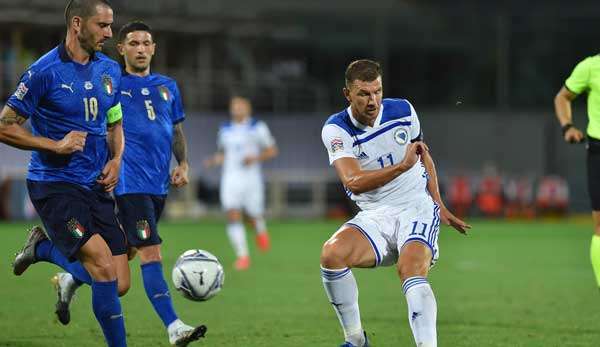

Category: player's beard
[78, 25, 101, 54]
[129, 59, 150, 74]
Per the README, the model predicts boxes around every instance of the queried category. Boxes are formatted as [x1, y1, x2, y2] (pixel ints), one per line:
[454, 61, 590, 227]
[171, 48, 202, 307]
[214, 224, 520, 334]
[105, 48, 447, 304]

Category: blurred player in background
[554, 54, 600, 290]
[204, 94, 278, 270]
[49, 21, 206, 346]
[1, 1, 128, 346]
[320, 59, 470, 347]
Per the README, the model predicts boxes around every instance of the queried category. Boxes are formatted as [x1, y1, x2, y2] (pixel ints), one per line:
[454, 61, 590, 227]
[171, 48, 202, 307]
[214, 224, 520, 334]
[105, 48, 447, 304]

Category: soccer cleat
[169, 323, 207, 346]
[255, 233, 271, 252]
[339, 331, 369, 347]
[51, 272, 79, 325]
[234, 255, 250, 270]
[12, 225, 48, 276]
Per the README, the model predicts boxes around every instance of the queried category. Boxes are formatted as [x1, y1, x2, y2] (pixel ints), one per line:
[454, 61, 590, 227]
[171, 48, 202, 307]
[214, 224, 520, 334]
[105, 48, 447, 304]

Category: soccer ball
[171, 249, 224, 301]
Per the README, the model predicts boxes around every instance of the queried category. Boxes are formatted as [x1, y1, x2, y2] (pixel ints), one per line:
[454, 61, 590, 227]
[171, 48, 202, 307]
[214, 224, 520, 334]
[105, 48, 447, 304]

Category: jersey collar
[346, 104, 384, 129]
[58, 41, 98, 63]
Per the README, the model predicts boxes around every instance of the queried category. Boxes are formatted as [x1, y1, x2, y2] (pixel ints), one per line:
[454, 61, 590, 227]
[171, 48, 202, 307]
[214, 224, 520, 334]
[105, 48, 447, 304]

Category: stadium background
[1, 1, 600, 346]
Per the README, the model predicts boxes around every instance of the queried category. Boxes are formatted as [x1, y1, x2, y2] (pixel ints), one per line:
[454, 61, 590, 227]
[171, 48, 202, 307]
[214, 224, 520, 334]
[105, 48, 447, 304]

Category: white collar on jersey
[346, 104, 384, 129]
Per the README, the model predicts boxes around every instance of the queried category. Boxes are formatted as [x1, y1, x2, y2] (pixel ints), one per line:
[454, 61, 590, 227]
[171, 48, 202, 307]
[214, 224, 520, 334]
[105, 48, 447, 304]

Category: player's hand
[564, 127, 584, 144]
[55, 131, 87, 155]
[97, 158, 121, 192]
[243, 155, 258, 166]
[171, 162, 189, 188]
[440, 205, 471, 234]
[400, 142, 422, 170]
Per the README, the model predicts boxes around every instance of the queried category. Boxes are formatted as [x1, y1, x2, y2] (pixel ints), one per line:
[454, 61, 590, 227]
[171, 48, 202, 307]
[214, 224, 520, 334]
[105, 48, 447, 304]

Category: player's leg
[397, 201, 441, 347]
[78, 235, 127, 347]
[320, 223, 380, 347]
[138, 245, 206, 345]
[118, 194, 206, 346]
[398, 242, 436, 347]
[587, 149, 600, 289]
[590, 211, 600, 289]
[221, 178, 250, 269]
[245, 182, 270, 252]
[12, 225, 92, 285]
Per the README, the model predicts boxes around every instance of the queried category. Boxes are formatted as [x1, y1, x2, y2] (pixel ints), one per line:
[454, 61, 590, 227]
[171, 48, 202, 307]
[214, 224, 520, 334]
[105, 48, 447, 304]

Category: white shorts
[220, 176, 265, 217]
[345, 197, 440, 267]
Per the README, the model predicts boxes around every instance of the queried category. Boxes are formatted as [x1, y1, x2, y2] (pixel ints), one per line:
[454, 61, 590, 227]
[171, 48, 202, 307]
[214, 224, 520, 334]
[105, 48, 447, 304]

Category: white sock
[254, 217, 267, 234]
[227, 222, 248, 257]
[403, 276, 437, 347]
[321, 267, 365, 346]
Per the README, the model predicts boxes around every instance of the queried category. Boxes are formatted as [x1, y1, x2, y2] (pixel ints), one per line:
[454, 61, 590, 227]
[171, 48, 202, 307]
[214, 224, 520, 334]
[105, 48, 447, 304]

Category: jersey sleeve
[107, 72, 122, 124]
[170, 82, 185, 124]
[5, 68, 50, 119]
[256, 121, 275, 148]
[321, 124, 355, 165]
[565, 57, 591, 95]
[407, 101, 423, 142]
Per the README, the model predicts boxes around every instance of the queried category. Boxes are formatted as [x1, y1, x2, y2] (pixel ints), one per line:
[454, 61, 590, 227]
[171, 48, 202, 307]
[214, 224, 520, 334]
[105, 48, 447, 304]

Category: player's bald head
[65, 0, 113, 27]
[345, 59, 382, 88]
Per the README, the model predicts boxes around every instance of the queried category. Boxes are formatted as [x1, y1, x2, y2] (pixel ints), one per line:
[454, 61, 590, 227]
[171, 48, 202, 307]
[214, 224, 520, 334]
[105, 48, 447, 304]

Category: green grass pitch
[1, 219, 600, 346]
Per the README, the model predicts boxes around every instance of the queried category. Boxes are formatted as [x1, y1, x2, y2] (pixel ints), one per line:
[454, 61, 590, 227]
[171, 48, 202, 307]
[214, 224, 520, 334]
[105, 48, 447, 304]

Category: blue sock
[141, 261, 178, 327]
[66, 261, 92, 285]
[35, 239, 92, 285]
[92, 280, 127, 347]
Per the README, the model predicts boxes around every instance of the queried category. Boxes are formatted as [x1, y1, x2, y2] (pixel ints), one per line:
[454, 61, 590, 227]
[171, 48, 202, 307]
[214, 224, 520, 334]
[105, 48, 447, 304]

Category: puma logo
[61, 83, 74, 93]
[121, 90, 132, 98]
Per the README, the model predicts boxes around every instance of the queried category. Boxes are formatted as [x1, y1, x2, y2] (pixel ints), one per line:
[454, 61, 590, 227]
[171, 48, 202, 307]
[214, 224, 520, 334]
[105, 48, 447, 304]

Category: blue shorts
[27, 180, 127, 261]
[115, 194, 166, 248]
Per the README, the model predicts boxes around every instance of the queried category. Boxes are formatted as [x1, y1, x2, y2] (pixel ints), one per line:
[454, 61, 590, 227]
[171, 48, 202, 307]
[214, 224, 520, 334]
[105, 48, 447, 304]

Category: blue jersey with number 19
[114, 73, 185, 196]
[6, 43, 122, 188]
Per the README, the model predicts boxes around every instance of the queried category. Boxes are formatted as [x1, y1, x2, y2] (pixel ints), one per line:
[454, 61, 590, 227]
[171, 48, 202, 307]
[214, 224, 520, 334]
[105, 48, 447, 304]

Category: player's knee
[85, 256, 117, 281]
[397, 261, 429, 281]
[138, 245, 162, 263]
[117, 279, 130, 296]
[320, 239, 348, 268]
[227, 209, 242, 222]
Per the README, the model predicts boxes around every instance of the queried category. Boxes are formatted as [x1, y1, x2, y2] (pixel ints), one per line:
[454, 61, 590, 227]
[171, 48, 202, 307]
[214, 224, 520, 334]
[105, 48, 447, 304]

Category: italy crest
[102, 75, 113, 96]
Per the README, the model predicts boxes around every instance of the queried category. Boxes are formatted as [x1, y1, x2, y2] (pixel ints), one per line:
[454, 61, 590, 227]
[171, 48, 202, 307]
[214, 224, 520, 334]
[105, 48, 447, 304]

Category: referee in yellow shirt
[554, 54, 600, 290]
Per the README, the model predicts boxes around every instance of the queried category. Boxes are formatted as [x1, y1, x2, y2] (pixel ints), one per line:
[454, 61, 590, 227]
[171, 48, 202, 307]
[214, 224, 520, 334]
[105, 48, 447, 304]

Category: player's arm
[170, 122, 189, 187]
[419, 143, 470, 234]
[0, 105, 86, 154]
[333, 142, 421, 195]
[203, 151, 224, 168]
[554, 86, 584, 143]
[97, 109, 124, 192]
[244, 145, 278, 166]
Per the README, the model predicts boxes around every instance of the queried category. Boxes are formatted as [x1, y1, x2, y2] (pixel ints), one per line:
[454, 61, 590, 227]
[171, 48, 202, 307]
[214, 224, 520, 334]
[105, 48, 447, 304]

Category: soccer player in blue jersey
[49, 21, 206, 346]
[0, 1, 129, 346]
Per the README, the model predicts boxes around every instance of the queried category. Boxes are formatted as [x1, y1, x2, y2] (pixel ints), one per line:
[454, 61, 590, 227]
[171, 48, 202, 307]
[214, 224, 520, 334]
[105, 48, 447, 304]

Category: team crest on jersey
[136, 220, 151, 240]
[13, 82, 29, 100]
[158, 85, 170, 101]
[394, 128, 408, 145]
[102, 75, 113, 95]
[141, 88, 150, 96]
[67, 218, 85, 239]
[330, 137, 344, 153]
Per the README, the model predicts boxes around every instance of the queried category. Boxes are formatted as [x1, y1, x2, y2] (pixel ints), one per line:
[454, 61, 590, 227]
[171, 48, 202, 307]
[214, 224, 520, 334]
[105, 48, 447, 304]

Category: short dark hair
[229, 89, 253, 102]
[118, 21, 153, 42]
[64, 0, 112, 27]
[345, 59, 382, 87]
